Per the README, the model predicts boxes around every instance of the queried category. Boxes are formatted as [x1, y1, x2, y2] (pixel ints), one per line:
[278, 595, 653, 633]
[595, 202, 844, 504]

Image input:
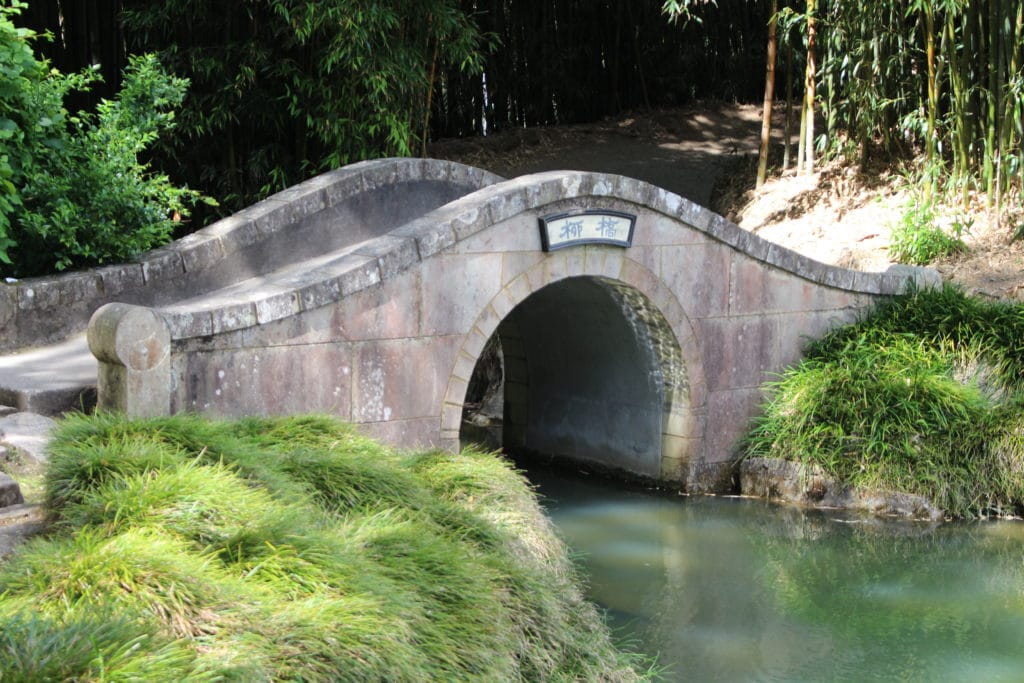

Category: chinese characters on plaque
[539, 210, 636, 251]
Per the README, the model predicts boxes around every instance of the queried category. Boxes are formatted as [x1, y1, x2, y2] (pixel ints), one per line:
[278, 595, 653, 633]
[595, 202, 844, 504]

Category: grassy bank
[0, 413, 649, 681]
[746, 285, 1024, 519]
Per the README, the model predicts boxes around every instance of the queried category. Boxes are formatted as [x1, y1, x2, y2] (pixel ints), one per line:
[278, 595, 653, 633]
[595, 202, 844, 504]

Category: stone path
[0, 411, 54, 558]
[0, 334, 96, 415]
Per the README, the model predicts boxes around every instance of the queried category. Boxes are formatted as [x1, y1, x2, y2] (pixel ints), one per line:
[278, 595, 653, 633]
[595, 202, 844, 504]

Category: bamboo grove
[811, 0, 1024, 219]
[13, 1, 1024, 224]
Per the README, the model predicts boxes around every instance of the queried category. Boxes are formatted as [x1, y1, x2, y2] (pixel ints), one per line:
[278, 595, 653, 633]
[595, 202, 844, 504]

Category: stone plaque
[539, 210, 636, 251]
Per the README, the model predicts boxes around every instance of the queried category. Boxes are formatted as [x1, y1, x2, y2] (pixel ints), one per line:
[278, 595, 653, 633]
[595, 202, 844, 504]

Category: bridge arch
[84, 158, 935, 493]
[442, 255, 706, 484]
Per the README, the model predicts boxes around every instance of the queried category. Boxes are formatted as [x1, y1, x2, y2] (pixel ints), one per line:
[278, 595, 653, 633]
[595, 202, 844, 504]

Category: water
[530, 467, 1024, 682]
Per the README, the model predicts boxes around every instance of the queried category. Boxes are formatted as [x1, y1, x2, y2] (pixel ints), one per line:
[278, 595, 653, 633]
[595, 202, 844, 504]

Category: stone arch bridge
[3, 159, 934, 492]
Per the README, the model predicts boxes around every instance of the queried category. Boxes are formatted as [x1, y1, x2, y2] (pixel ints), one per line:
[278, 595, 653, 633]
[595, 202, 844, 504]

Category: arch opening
[461, 275, 687, 481]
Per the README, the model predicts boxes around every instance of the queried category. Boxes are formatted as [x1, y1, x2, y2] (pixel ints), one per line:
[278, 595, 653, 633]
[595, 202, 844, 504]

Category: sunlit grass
[747, 285, 1024, 518]
[0, 413, 650, 681]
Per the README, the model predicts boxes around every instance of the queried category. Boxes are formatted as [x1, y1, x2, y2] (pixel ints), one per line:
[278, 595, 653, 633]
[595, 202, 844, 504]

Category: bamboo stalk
[757, 0, 779, 188]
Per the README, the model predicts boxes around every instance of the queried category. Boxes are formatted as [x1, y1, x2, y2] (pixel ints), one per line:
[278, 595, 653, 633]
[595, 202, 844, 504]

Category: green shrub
[0, 4, 207, 277]
[1, 413, 649, 681]
[889, 200, 967, 265]
[747, 286, 1024, 518]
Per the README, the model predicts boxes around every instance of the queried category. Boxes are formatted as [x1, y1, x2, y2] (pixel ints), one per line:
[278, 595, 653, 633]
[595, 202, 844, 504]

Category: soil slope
[432, 103, 1024, 300]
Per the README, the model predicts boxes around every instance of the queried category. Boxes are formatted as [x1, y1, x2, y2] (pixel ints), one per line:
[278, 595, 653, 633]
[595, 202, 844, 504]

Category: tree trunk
[802, 0, 817, 175]
[783, 42, 794, 171]
[757, 0, 779, 188]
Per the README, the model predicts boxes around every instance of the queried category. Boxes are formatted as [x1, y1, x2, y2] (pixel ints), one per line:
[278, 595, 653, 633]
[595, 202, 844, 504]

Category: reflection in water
[529, 466, 1024, 682]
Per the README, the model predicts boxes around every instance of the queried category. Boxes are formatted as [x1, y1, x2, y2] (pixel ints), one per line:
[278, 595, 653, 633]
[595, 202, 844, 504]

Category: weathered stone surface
[171, 344, 353, 417]
[420, 253, 503, 336]
[0, 503, 47, 559]
[97, 263, 146, 298]
[88, 304, 171, 417]
[0, 473, 23, 508]
[0, 412, 57, 464]
[740, 457, 944, 521]
[22, 161, 922, 498]
[0, 285, 14, 327]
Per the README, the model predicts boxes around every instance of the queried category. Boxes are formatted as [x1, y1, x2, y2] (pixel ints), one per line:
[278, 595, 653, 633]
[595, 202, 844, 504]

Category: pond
[529, 465, 1024, 682]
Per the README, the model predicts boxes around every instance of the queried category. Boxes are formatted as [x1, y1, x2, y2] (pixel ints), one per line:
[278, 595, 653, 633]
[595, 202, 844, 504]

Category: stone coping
[152, 167, 938, 341]
[0, 158, 503, 352]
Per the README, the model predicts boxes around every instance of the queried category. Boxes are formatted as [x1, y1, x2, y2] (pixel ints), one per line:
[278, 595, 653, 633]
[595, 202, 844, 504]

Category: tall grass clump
[747, 285, 1024, 518]
[0, 413, 649, 681]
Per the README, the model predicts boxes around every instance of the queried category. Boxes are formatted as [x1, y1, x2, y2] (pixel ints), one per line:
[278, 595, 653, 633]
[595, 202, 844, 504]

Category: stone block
[626, 245, 662, 279]
[354, 235, 419, 281]
[252, 198, 307, 240]
[174, 344, 352, 418]
[501, 252, 545, 285]
[852, 269, 884, 295]
[484, 188, 529, 225]
[98, 263, 145, 297]
[0, 473, 23, 508]
[441, 401, 463, 433]
[708, 212, 743, 247]
[676, 197, 713, 232]
[733, 227, 772, 263]
[337, 255, 381, 296]
[589, 175, 615, 196]
[266, 181, 327, 218]
[686, 459, 737, 494]
[205, 214, 261, 255]
[87, 304, 171, 417]
[254, 289, 301, 325]
[358, 417, 442, 453]
[584, 245, 625, 280]
[333, 270, 420, 341]
[461, 325, 490, 361]
[451, 351, 477, 384]
[180, 234, 225, 273]
[163, 310, 214, 339]
[649, 187, 682, 217]
[703, 388, 766, 461]
[697, 316, 779, 391]
[361, 160, 403, 191]
[0, 412, 56, 464]
[352, 337, 460, 422]
[821, 265, 857, 291]
[320, 169, 366, 208]
[619, 257, 662, 304]
[138, 249, 185, 285]
[658, 452, 688, 483]
[731, 257, 833, 316]
[524, 177, 565, 209]
[764, 242, 809, 281]
[57, 272, 102, 306]
[449, 202, 494, 242]
[420, 254, 502, 336]
[658, 243, 732, 318]
[392, 217, 457, 259]
[454, 215, 542, 254]
[210, 302, 257, 334]
[297, 276, 342, 313]
[17, 279, 60, 311]
[0, 285, 15, 327]
[505, 271, 536, 307]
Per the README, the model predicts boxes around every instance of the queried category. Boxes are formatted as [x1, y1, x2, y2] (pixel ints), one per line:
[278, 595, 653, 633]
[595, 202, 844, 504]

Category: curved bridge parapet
[0, 158, 502, 352]
[88, 159, 939, 492]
